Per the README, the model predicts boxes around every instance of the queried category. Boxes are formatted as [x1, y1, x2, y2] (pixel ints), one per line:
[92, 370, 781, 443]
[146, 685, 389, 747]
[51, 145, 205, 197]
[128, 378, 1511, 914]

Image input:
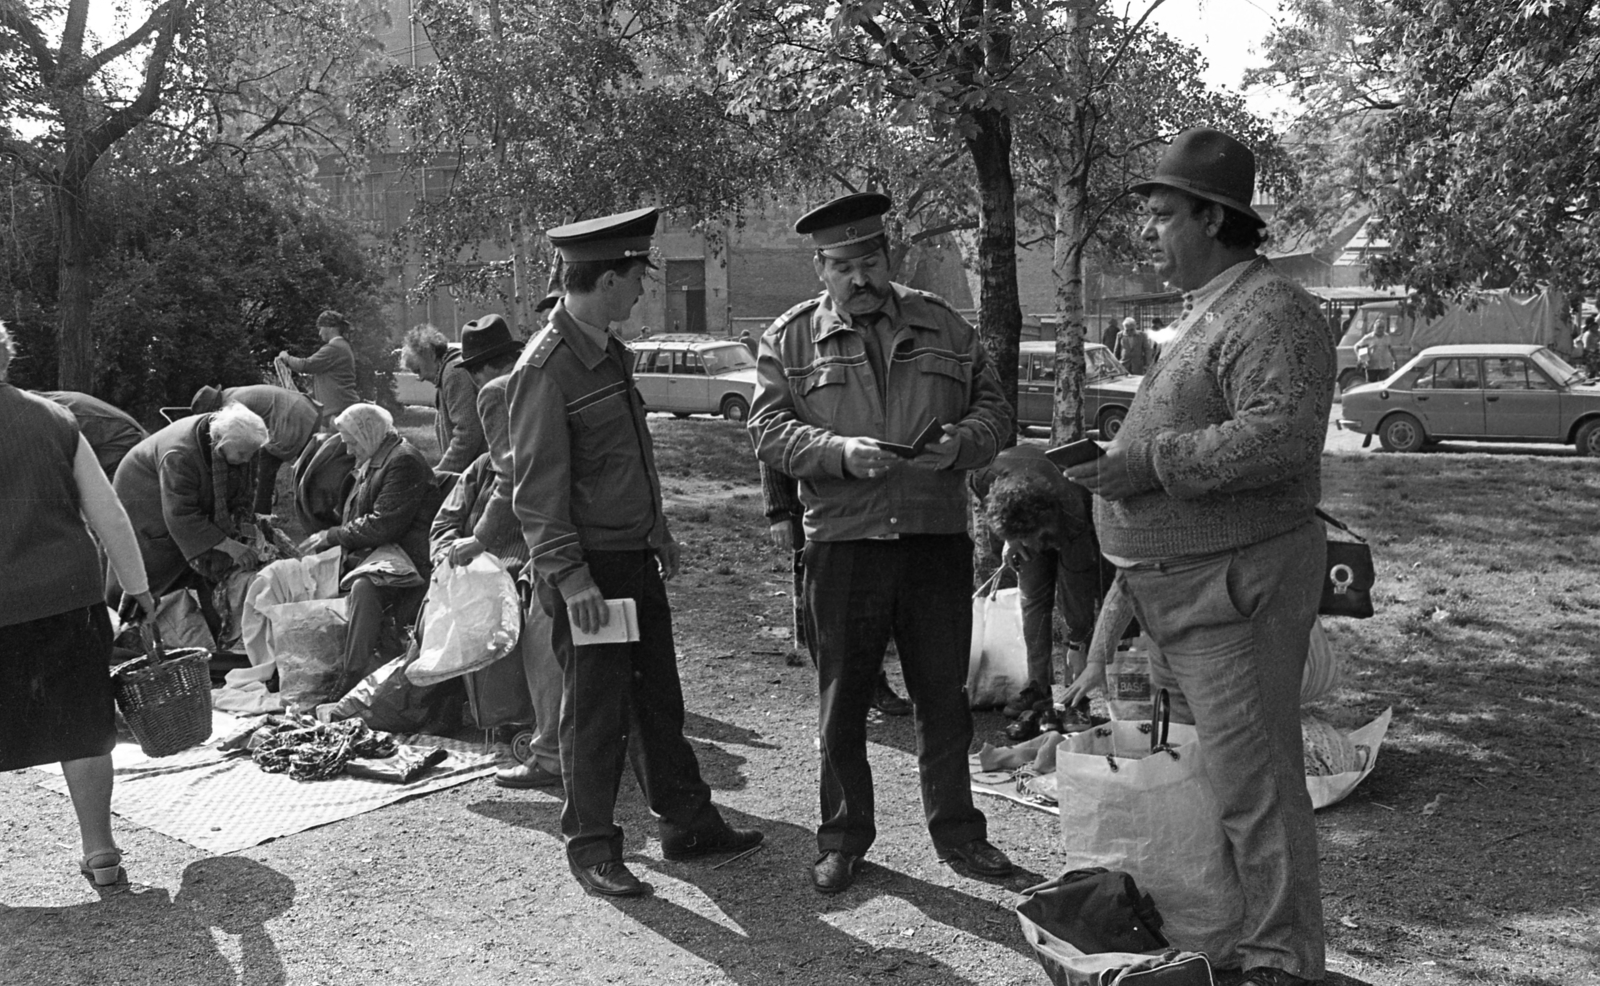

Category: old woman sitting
[298, 403, 441, 686]
[108, 403, 272, 636]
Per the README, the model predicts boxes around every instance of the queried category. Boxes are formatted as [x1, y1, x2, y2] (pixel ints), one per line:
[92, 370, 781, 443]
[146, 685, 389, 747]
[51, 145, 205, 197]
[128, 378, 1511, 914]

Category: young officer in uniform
[749, 192, 1016, 894]
[506, 207, 762, 898]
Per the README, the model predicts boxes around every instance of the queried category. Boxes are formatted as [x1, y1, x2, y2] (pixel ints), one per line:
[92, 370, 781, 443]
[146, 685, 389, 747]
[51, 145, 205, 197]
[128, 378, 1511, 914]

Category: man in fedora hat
[1065, 127, 1334, 986]
[748, 191, 1015, 895]
[399, 323, 486, 477]
[505, 207, 762, 898]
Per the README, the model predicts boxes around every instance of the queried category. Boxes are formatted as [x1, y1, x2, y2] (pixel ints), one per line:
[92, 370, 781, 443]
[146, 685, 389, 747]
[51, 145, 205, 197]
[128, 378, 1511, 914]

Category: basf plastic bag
[406, 554, 521, 687]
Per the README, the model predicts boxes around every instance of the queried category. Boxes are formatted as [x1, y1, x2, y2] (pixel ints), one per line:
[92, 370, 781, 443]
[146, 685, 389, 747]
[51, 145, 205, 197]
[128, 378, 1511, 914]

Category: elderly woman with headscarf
[298, 403, 441, 687]
[107, 403, 272, 638]
[0, 321, 156, 886]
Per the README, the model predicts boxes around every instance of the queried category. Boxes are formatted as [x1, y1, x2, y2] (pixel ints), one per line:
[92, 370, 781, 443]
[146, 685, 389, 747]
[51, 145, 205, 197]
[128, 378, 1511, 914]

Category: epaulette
[906, 287, 960, 313]
[768, 296, 822, 337]
[525, 325, 565, 369]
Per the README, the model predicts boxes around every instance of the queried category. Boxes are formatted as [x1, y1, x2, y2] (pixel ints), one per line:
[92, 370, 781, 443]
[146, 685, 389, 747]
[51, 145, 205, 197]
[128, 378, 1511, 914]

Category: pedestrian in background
[1115, 316, 1152, 373]
[750, 191, 1015, 894]
[1068, 127, 1334, 986]
[279, 310, 361, 428]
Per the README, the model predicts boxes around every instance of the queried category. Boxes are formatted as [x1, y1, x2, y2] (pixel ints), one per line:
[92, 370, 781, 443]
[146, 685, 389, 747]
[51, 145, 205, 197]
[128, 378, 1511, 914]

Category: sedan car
[629, 334, 759, 422]
[1015, 340, 1142, 438]
[1338, 343, 1600, 454]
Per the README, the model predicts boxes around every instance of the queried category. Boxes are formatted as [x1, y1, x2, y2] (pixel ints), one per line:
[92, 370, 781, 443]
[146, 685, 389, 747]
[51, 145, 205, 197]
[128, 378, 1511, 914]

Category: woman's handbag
[111, 622, 214, 757]
[1316, 508, 1375, 619]
[968, 566, 1030, 708]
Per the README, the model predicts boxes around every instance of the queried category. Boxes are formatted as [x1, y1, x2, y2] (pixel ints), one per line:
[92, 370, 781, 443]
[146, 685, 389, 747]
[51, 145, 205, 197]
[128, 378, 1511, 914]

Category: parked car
[1338, 343, 1600, 454]
[1015, 340, 1142, 438]
[629, 334, 759, 422]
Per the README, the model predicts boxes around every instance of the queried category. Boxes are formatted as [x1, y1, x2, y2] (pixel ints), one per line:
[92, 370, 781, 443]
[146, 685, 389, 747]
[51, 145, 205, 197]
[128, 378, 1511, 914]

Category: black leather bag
[1016, 867, 1169, 955]
[1316, 509, 1375, 619]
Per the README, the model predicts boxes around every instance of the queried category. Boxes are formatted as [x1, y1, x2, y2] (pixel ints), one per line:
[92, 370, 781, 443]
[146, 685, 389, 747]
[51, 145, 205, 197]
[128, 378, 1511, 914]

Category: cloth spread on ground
[971, 708, 1392, 815]
[32, 709, 497, 854]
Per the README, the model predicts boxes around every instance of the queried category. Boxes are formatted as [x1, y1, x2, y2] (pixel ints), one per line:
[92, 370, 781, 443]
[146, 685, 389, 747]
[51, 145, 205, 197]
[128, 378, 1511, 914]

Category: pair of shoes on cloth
[80, 849, 124, 887]
[936, 838, 1015, 877]
[812, 851, 863, 894]
[495, 761, 562, 789]
[1239, 968, 1320, 986]
[1003, 684, 1050, 719]
[661, 826, 764, 861]
[872, 672, 912, 716]
[570, 859, 652, 897]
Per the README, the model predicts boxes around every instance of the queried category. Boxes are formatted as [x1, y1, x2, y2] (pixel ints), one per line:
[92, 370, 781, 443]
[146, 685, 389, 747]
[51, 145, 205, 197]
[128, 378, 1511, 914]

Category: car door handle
[1486, 395, 1500, 402]
[1415, 395, 1429, 401]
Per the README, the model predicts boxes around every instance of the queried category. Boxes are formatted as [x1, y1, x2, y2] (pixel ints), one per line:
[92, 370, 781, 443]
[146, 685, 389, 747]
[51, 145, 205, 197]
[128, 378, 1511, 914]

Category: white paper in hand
[570, 598, 640, 646]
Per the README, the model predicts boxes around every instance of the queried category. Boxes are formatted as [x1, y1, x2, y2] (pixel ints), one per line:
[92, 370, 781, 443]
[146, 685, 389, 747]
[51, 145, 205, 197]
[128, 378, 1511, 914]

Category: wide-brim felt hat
[795, 192, 892, 259]
[458, 314, 521, 371]
[1130, 128, 1265, 227]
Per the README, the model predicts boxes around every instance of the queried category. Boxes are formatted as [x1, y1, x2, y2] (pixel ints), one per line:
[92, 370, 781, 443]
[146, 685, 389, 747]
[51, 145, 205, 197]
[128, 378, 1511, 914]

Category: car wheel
[1338, 368, 1368, 394]
[1575, 419, 1600, 456]
[1377, 412, 1426, 453]
[721, 394, 750, 424]
[1097, 408, 1126, 441]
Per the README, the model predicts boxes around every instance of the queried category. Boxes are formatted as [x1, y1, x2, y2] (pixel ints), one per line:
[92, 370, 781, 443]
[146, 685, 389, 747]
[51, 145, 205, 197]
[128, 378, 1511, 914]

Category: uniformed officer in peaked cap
[505, 207, 762, 898]
[748, 192, 1017, 894]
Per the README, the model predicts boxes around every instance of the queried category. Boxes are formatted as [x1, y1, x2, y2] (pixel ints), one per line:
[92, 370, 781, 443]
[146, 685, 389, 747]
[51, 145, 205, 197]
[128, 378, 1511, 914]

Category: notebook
[570, 598, 640, 646]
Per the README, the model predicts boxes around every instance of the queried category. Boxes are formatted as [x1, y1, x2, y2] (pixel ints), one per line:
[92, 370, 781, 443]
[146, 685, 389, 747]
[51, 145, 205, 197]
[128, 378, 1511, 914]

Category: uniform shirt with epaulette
[748, 282, 1013, 542]
[507, 302, 669, 600]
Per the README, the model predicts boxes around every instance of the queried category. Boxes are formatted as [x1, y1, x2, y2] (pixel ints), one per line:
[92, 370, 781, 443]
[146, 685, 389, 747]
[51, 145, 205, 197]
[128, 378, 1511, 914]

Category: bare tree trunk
[54, 177, 95, 390]
[1051, 2, 1093, 446]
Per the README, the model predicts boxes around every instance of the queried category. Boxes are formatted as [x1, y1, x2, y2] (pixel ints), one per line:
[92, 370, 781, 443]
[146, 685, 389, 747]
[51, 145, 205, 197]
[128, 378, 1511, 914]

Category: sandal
[80, 849, 124, 887]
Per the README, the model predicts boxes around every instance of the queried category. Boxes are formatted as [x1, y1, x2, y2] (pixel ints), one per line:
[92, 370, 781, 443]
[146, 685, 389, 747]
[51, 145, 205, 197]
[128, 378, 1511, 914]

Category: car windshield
[700, 344, 756, 376]
[1088, 347, 1129, 378]
[1531, 347, 1584, 387]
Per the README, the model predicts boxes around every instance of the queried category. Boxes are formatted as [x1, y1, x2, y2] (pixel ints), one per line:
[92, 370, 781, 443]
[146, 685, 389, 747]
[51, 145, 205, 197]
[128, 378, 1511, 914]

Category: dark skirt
[0, 605, 116, 771]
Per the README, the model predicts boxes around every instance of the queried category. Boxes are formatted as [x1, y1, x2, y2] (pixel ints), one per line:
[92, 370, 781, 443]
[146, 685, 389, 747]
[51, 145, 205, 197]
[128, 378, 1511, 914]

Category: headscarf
[336, 403, 394, 463]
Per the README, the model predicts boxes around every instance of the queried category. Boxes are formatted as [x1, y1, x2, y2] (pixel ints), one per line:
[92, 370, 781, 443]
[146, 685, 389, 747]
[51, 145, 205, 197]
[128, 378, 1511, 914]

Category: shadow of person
[174, 857, 296, 986]
[1, 886, 233, 984]
[466, 799, 1040, 986]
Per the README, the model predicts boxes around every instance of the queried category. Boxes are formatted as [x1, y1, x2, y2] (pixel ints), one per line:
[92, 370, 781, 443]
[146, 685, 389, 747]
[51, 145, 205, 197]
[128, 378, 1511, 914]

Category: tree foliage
[1254, 0, 1600, 306]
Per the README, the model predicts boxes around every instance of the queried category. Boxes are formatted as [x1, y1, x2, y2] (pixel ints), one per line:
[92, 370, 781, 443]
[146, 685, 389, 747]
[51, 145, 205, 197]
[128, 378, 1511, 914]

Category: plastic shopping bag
[240, 548, 341, 667]
[968, 569, 1030, 708]
[406, 554, 521, 687]
[1055, 692, 1243, 967]
[265, 597, 348, 713]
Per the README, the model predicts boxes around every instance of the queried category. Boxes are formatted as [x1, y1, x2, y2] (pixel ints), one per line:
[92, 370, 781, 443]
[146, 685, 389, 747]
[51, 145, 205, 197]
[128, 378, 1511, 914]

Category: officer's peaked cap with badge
[547, 207, 659, 266]
[795, 192, 892, 260]
[1130, 127, 1265, 228]
[458, 314, 521, 371]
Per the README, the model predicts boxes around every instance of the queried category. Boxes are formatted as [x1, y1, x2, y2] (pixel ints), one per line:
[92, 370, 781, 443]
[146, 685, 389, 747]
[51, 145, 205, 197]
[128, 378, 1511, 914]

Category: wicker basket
[112, 624, 213, 757]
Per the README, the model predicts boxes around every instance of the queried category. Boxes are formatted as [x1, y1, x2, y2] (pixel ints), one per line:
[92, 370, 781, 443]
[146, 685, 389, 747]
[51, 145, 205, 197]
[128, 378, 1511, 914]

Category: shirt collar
[814, 283, 936, 343]
[1181, 258, 1257, 317]
[548, 301, 615, 370]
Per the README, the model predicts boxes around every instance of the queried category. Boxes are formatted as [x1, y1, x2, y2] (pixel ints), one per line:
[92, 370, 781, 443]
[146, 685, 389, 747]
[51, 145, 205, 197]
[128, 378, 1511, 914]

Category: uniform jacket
[326, 433, 442, 574]
[36, 390, 147, 478]
[108, 414, 252, 598]
[221, 384, 318, 462]
[470, 374, 531, 567]
[282, 336, 360, 418]
[433, 349, 487, 474]
[748, 283, 1011, 541]
[507, 304, 668, 600]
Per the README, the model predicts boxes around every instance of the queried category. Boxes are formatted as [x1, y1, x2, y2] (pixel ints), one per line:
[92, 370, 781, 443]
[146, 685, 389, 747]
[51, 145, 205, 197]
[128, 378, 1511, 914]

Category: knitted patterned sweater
[1094, 257, 1335, 559]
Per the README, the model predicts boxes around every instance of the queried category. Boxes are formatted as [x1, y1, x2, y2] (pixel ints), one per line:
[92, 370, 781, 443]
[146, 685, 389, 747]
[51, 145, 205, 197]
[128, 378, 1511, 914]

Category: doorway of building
[666, 260, 707, 335]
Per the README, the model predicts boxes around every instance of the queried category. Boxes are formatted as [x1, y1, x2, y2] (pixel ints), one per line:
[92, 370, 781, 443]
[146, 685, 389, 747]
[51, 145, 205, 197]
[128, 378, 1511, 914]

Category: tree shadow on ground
[466, 796, 1044, 986]
[0, 856, 295, 986]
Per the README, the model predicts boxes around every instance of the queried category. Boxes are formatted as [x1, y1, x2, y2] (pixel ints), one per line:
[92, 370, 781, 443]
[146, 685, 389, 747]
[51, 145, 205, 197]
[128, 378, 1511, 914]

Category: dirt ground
[2, 412, 1596, 986]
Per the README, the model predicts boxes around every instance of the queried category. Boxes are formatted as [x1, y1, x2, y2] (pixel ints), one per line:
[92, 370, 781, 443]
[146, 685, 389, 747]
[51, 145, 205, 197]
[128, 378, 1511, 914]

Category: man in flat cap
[749, 191, 1015, 894]
[1065, 128, 1333, 986]
[506, 207, 762, 897]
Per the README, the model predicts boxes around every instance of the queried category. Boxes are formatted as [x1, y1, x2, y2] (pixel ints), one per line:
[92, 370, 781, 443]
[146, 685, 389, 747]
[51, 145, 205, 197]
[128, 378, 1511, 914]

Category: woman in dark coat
[0, 322, 155, 886]
[298, 403, 442, 687]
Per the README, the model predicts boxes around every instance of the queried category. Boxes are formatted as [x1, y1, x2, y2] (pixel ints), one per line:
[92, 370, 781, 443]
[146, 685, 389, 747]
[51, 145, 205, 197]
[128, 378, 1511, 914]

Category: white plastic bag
[968, 569, 1030, 708]
[406, 554, 521, 687]
[240, 548, 341, 667]
[1055, 705, 1243, 967]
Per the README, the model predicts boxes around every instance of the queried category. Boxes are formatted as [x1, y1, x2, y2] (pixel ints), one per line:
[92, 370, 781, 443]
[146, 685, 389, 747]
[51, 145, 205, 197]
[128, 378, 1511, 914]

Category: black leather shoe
[811, 851, 862, 894]
[872, 673, 912, 716]
[570, 860, 651, 897]
[1005, 706, 1045, 742]
[661, 826, 764, 861]
[936, 838, 1015, 877]
[495, 761, 562, 789]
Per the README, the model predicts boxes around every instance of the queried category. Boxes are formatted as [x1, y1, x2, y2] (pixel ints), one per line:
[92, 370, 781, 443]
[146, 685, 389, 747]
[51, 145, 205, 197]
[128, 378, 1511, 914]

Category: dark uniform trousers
[549, 548, 724, 868]
[805, 533, 987, 856]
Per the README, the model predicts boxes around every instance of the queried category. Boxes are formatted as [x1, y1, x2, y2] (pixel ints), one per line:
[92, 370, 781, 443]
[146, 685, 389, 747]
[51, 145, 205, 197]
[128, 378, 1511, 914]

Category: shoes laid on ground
[1005, 705, 1047, 742]
[812, 851, 863, 894]
[661, 826, 764, 861]
[495, 761, 562, 789]
[1003, 684, 1049, 719]
[1239, 967, 1319, 986]
[872, 673, 912, 716]
[936, 838, 1015, 877]
[570, 859, 651, 897]
[79, 849, 124, 887]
